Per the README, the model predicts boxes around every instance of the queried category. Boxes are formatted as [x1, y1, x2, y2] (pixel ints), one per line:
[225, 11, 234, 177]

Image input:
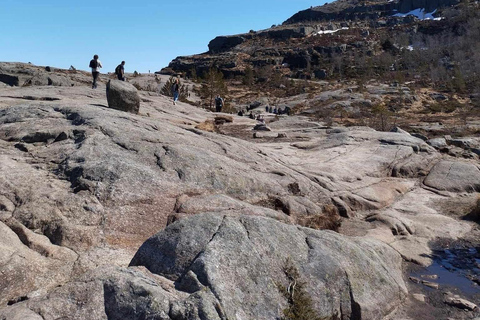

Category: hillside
[163, 0, 480, 137]
[0, 0, 480, 318]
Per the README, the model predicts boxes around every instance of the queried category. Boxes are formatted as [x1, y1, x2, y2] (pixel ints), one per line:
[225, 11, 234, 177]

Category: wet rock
[106, 80, 141, 114]
[421, 280, 439, 289]
[444, 294, 477, 310]
[413, 293, 426, 302]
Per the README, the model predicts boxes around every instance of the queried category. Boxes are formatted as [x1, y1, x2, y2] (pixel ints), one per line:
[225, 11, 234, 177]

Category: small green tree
[160, 77, 189, 101]
[243, 65, 254, 86]
[199, 67, 228, 109]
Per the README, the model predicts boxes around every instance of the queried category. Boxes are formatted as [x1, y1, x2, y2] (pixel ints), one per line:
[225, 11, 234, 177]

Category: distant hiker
[171, 78, 180, 105]
[273, 106, 278, 114]
[268, 106, 273, 113]
[249, 112, 255, 119]
[89, 54, 102, 89]
[115, 61, 125, 81]
[215, 95, 224, 112]
[265, 106, 269, 112]
[238, 110, 244, 116]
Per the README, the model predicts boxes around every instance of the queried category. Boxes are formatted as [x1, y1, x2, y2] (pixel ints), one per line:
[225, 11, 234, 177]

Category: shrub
[296, 205, 341, 232]
[425, 100, 463, 114]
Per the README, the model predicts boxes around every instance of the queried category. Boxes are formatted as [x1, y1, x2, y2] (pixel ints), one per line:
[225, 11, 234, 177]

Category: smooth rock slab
[130, 213, 407, 320]
[106, 80, 140, 114]
[423, 160, 480, 192]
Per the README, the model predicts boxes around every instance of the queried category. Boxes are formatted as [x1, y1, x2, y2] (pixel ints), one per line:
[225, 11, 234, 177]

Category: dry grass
[195, 120, 218, 132]
[296, 205, 341, 232]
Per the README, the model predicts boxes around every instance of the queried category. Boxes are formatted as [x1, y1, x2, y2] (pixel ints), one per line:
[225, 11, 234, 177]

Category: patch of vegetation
[277, 258, 327, 320]
[296, 205, 341, 232]
[424, 100, 464, 114]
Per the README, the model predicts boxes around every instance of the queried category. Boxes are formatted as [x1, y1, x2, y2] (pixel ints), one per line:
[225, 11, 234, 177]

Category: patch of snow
[392, 8, 438, 20]
[407, 45, 414, 51]
[316, 27, 349, 35]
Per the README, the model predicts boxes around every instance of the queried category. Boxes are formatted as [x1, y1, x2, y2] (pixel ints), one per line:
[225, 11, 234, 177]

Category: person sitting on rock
[237, 110, 244, 116]
[249, 112, 255, 119]
[115, 61, 126, 81]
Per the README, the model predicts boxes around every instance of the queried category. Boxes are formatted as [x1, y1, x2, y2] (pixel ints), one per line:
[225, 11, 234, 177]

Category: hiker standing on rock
[115, 61, 125, 81]
[171, 78, 179, 105]
[89, 54, 102, 89]
[215, 95, 224, 112]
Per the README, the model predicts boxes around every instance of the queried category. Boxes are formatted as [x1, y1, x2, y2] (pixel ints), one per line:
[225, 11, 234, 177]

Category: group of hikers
[88, 55, 287, 119]
[88, 54, 125, 89]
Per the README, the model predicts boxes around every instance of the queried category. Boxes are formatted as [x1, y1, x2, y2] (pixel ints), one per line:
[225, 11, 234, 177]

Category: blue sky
[0, 1, 325, 73]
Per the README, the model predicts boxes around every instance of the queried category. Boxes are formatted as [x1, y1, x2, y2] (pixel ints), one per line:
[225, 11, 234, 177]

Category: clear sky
[1, 1, 325, 74]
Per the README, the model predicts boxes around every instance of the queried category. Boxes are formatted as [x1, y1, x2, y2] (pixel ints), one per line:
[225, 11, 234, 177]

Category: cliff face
[284, 0, 459, 24]
[162, 0, 460, 79]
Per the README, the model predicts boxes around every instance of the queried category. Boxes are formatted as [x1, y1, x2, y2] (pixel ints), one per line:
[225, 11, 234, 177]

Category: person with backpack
[215, 95, 224, 112]
[89, 54, 102, 89]
[115, 61, 125, 81]
[171, 78, 180, 105]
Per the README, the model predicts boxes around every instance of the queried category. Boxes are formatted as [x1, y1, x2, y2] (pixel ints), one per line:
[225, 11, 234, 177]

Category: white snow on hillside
[392, 8, 442, 20]
[316, 27, 349, 35]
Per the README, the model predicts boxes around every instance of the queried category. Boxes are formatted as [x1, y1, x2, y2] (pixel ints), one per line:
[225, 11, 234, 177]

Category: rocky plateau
[0, 60, 478, 320]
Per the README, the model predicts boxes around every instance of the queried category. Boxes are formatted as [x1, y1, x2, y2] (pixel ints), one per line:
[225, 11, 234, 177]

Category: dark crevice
[345, 271, 362, 320]
[7, 296, 28, 306]
[1, 95, 60, 101]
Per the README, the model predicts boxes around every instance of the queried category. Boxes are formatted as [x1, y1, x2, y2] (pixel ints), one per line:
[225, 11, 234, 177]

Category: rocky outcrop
[130, 213, 407, 320]
[208, 35, 249, 53]
[423, 160, 480, 192]
[284, 0, 459, 24]
[106, 80, 141, 114]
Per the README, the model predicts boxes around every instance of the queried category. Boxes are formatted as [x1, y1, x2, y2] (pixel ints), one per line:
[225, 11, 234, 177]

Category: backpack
[115, 65, 121, 75]
[215, 97, 223, 107]
[89, 59, 98, 69]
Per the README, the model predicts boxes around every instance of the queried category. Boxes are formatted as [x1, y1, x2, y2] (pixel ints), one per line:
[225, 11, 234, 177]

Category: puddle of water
[411, 247, 480, 296]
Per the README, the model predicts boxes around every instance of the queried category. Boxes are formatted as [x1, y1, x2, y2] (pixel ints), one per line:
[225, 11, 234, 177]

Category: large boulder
[106, 80, 140, 114]
[130, 213, 407, 320]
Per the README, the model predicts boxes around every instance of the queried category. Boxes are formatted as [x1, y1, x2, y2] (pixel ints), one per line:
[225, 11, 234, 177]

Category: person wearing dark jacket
[171, 78, 180, 105]
[89, 54, 102, 89]
[115, 61, 125, 81]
